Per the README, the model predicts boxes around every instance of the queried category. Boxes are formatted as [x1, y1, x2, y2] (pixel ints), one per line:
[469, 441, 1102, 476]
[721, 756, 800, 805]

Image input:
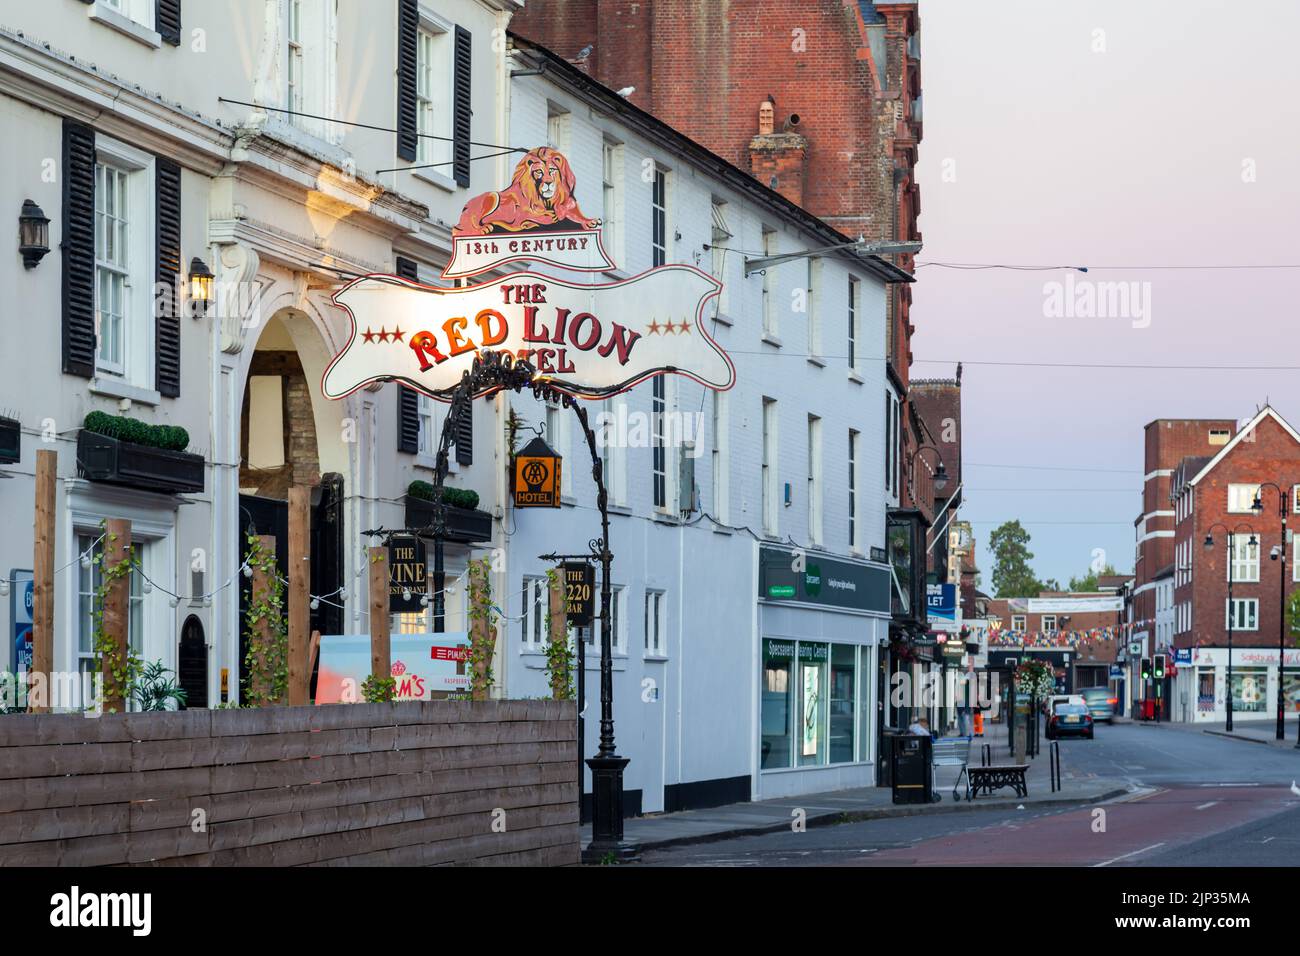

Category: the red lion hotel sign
[322, 147, 734, 401]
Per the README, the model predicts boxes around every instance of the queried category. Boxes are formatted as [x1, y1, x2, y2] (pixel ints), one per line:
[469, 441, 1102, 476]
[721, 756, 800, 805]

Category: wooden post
[468, 560, 495, 701]
[368, 546, 391, 689]
[248, 534, 278, 706]
[548, 571, 569, 700]
[101, 519, 132, 713]
[30, 449, 55, 713]
[287, 485, 311, 705]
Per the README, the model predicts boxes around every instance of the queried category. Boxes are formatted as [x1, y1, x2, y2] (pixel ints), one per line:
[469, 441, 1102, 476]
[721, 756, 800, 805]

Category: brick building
[1131, 417, 1237, 647]
[1167, 406, 1300, 724]
[986, 593, 1124, 694]
[509, 1, 927, 496]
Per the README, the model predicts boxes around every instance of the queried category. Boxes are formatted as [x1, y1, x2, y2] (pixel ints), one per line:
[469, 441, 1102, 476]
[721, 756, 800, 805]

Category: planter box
[0, 417, 18, 465]
[405, 496, 493, 543]
[77, 430, 205, 494]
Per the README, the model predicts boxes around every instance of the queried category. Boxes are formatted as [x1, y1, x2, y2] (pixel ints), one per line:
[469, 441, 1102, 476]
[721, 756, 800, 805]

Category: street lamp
[1251, 485, 1291, 741]
[911, 444, 949, 495]
[1204, 522, 1258, 733]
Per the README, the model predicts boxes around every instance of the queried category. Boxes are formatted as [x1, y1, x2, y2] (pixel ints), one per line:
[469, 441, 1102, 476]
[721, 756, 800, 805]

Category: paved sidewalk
[585, 733, 1131, 853]
[1134, 715, 1300, 749]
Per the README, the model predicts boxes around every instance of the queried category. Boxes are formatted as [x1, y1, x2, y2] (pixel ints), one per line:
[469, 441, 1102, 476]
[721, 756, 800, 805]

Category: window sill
[414, 452, 457, 474]
[607, 503, 633, 516]
[847, 368, 865, 385]
[88, 3, 161, 49]
[90, 377, 162, 407]
[710, 311, 734, 328]
[643, 654, 669, 663]
[413, 168, 459, 193]
[807, 354, 827, 369]
[712, 525, 733, 536]
[761, 332, 782, 349]
[561, 495, 579, 507]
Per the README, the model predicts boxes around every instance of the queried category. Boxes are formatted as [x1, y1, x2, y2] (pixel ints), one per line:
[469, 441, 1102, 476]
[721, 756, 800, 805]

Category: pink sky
[911, 0, 1300, 585]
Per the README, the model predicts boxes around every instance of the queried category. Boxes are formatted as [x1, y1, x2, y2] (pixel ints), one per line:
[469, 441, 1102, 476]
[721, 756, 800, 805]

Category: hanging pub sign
[562, 561, 595, 626]
[321, 147, 734, 404]
[513, 435, 562, 508]
[388, 535, 428, 612]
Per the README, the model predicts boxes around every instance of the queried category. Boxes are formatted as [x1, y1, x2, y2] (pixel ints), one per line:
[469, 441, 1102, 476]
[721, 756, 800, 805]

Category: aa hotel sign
[322, 147, 735, 402]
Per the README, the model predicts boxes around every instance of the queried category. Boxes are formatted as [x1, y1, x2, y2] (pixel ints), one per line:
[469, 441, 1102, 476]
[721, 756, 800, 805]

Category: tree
[1068, 563, 1118, 593]
[988, 520, 1043, 598]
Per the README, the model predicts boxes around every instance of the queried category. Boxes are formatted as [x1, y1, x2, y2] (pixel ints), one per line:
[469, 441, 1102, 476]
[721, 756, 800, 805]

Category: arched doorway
[178, 616, 207, 709]
[236, 308, 347, 695]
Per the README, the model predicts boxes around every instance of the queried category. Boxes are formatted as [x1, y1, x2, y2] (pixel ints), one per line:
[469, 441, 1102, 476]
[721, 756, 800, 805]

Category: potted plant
[404, 480, 492, 543]
[77, 411, 205, 494]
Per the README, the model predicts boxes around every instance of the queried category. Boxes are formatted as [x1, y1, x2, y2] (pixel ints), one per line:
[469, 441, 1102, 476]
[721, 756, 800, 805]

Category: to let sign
[563, 562, 594, 626]
[388, 536, 427, 612]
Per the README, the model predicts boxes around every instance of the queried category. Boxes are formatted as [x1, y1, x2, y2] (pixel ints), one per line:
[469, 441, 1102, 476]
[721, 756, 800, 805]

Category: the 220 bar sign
[563, 562, 594, 626]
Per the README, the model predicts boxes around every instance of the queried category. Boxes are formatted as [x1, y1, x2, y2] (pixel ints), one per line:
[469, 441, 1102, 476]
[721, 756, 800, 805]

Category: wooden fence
[0, 700, 578, 866]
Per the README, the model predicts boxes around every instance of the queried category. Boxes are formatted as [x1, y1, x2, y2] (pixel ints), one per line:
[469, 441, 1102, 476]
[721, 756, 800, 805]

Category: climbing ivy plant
[91, 527, 143, 714]
[543, 567, 576, 701]
[466, 558, 500, 701]
[362, 674, 396, 703]
[242, 534, 288, 706]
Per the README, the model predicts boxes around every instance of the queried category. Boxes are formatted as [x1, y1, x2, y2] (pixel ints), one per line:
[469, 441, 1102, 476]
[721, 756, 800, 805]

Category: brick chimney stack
[748, 99, 809, 206]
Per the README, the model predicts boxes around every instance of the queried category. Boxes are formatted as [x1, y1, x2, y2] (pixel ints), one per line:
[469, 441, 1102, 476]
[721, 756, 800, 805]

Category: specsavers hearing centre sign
[322, 147, 735, 403]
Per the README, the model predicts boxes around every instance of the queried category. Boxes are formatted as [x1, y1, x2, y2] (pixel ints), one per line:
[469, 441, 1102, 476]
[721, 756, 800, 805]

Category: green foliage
[83, 411, 190, 452]
[542, 567, 576, 701]
[988, 520, 1044, 598]
[1067, 564, 1118, 593]
[466, 558, 499, 701]
[128, 660, 188, 712]
[1014, 659, 1056, 699]
[242, 534, 288, 706]
[361, 674, 396, 703]
[406, 480, 480, 511]
[91, 529, 144, 714]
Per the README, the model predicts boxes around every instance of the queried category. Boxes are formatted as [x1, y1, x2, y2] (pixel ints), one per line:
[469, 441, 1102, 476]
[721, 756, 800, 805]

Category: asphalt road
[639, 722, 1300, 867]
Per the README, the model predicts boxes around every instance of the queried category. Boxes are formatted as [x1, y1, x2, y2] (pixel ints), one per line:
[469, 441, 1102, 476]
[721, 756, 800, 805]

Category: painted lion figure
[453, 146, 601, 237]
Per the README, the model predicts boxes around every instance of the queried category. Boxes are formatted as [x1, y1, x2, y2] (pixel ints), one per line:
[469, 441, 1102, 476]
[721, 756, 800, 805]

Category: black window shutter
[396, 0, 418, 162]
[453, 26, 472, 187]
[395, 255, 421, 453]
[156, 0, 181, 46]
[455, 403, 473, 465]
[61, 119, 97, 379]
[155, 157, 182, 398]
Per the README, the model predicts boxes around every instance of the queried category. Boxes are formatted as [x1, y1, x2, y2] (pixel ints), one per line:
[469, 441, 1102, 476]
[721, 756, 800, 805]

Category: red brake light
[1108, 698, 1118, 705]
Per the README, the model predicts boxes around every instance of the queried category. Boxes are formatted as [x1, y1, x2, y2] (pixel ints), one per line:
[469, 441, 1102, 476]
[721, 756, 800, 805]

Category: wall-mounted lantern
[18, 200, 50, 269]
[188, 256, 215, 316]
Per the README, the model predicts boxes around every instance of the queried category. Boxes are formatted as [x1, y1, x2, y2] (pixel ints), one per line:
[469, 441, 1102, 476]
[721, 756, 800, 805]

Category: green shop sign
[758, 547, 889, 613]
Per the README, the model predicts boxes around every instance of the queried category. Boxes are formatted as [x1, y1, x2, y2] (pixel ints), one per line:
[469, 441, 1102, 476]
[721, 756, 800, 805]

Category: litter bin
[891, 734, 934, 805]
[1140, 698, 1155, 721]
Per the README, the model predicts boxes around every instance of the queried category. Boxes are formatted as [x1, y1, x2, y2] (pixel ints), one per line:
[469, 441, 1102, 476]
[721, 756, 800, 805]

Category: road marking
[1095, 842, 1167, 867]
[1199, 782, 1260, 787]
[1194, 801, 1219, 810]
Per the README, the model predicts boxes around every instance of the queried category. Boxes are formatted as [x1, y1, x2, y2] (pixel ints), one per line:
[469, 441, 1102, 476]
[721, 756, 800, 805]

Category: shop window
[1197, 669, 1216, 713]
[829, 644, 856, 764]
[1230, 668, 1268, 713]
[761, 639, 794, 769]
[797, 642, 829, 767]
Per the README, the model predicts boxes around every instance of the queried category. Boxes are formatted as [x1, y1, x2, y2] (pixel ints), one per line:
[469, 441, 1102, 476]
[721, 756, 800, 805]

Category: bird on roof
[575, 44, 593, 61]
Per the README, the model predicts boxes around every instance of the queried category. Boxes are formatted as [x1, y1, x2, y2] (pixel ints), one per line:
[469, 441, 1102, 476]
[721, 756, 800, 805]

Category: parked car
[1080, 686, 1118, 722]
[1042, 693, 1086, 715]
[1046, 703, 1094, 739]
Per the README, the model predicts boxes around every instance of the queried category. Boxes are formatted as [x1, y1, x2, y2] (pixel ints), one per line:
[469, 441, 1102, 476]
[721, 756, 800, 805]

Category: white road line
[1194, 801, 1219, 810]
[1199, 782, 1260, 787]
[1095, 842, 1167, 867]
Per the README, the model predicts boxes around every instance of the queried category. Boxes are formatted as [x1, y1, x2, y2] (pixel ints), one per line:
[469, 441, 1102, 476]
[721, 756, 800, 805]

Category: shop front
[755, 546, 891, 800]
[1181, 645, 1300, 723]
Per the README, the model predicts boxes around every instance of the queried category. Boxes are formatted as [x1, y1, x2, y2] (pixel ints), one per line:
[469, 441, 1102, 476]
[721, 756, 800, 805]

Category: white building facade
[499, 37, 907, 813]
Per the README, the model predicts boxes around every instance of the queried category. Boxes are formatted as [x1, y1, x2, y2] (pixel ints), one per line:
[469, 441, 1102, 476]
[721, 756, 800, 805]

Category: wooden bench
[931, 736, 973, 801]
[968, 764, 1029, 798]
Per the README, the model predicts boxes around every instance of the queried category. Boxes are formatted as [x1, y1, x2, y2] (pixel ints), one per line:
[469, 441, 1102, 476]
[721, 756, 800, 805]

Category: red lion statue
[453, 146, 601, 237]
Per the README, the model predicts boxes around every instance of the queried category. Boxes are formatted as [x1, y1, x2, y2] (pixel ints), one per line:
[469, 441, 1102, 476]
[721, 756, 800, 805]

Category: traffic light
[1140, 658, 1151, 681]
[1153, 654, 1166, 680]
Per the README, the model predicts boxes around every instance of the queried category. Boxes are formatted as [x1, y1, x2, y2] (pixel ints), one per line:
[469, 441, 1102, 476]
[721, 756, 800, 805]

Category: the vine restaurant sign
[322, 147, 734, 402]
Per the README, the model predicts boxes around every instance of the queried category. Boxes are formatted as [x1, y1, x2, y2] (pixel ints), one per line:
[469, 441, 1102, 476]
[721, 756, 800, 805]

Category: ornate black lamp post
[1204, 522, 1258, 733]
